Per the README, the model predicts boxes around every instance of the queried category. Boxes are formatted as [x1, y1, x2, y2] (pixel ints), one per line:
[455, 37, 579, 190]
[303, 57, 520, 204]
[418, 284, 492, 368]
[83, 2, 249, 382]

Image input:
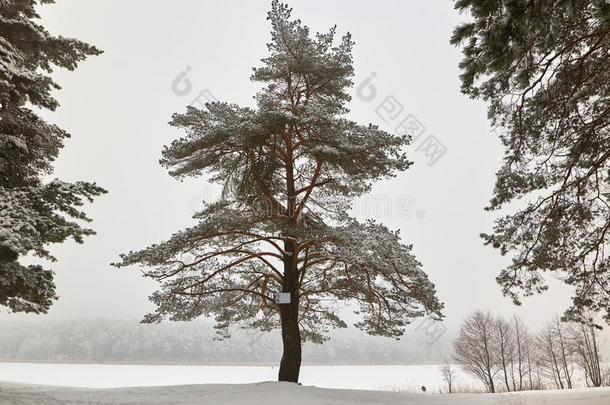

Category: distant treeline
[0, 319, 453, 364]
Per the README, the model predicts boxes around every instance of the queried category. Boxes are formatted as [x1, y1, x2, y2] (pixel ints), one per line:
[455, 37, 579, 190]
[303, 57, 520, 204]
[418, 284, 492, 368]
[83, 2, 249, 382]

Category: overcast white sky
[1, 0, 594, 338]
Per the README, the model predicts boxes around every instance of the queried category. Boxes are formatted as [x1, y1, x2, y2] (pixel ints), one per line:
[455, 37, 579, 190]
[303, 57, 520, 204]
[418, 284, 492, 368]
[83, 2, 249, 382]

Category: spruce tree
[0, 0, 105, 313]
[452, 0, 610, 324]
[116, 1, 443, 382]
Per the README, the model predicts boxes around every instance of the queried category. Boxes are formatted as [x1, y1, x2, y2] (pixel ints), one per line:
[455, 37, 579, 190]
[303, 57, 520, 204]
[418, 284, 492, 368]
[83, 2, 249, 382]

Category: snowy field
[1, 363, 609, 404]
[0, 362, 478, 392]
[1, 381, 609, 405]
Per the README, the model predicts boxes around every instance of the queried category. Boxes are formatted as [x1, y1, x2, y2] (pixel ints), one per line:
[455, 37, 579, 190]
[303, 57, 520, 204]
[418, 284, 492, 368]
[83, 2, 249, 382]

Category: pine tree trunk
[278, 239, 302, 383]
[278, 299, 302, 382]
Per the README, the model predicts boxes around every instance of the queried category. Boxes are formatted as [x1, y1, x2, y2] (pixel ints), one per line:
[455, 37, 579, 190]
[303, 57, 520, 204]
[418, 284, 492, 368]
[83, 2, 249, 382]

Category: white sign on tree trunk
[275, 292, 291, 304]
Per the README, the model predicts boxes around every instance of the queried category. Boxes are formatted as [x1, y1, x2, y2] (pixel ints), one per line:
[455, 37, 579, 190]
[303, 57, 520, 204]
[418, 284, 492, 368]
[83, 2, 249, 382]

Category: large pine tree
[0, 0, 105, 313]
[451, 0, 610, 324]
[116, 1, 443, 382]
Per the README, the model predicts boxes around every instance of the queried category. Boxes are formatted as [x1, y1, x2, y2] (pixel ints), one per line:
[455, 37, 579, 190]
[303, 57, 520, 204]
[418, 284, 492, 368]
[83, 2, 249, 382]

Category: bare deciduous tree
[511, 315, 528, 391]
[537, 318, 575, 389]
[517, 316, 543, 390]
[454, 311, 595, 392]
[571, 322, 603, 387]
[494, 315, 515, 392]
[440, 360, 456, 394]
[454, 310, 498, 393]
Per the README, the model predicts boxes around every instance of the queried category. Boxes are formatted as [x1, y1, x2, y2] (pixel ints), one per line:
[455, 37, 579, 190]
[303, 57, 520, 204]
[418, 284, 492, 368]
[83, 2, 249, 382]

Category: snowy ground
[1, 381, 609, 405]
[1, 362, 607, 404]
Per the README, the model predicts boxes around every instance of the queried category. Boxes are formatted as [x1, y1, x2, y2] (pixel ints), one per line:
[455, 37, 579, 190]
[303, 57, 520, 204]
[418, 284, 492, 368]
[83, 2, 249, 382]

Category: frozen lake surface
[0, 362, 477, 392]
